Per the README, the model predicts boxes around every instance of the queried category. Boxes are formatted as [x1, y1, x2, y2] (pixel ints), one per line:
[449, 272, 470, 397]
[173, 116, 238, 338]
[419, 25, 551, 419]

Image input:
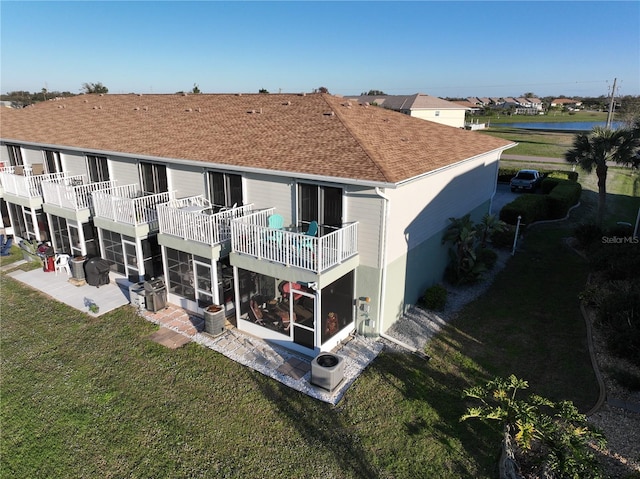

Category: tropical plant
[442, 214, 485, 284]
[564, 125, 639, 225]
[442, 214, 505, 284]
[462, 375, 606, 479]
[476, 213, 508, 247]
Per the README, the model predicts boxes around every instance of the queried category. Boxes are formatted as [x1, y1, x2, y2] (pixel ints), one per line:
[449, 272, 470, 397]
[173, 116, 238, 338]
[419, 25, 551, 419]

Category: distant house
[0, 93, 513, 357]
[551, 98, 583, 109]
[346, 93, 469, 128]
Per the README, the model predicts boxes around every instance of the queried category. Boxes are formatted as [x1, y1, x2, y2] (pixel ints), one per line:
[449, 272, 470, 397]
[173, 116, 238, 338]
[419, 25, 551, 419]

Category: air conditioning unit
[310, 353, 345, 391]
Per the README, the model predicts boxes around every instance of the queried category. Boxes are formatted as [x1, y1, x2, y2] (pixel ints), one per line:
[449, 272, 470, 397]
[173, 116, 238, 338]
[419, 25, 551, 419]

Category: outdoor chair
[54, 253, 72, 277]
[266, 214, 285, 245]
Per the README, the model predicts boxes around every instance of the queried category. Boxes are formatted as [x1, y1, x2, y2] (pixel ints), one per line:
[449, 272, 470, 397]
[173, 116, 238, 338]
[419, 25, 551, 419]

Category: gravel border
[383, 248, 512, 352]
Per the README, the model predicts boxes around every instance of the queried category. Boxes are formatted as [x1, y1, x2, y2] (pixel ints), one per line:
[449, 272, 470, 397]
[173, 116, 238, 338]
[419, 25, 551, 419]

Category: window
[298, 183, 343, 234]
[140, 161, 168, 194]
[435, 110, 440, 117]
[44, 150, 62, 173]
[6, 144, 23, 166]
[86, 155, 109, 182]
[207, 171, 242, 210]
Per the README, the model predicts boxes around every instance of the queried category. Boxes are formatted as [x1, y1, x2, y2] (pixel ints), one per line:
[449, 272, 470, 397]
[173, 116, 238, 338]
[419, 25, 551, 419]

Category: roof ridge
[324, 96, 395, 183]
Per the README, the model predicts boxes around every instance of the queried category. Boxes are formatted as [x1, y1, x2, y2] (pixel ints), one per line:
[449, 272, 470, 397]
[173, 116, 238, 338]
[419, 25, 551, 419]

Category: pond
[492, 121, 626, 131]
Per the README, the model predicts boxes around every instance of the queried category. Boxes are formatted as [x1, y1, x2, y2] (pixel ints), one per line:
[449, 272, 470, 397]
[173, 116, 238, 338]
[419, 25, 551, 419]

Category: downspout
[374, 186, 430, 359]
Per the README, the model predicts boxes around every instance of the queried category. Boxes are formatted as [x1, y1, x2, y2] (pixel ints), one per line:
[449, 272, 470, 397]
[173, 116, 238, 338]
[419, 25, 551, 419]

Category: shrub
[540, 177, 561, 194]
[589, 241, 640, 281]
[462, 375, 606, 479]
[500, 194, 550, 225]
[573, 223, 603, 249]
[547, 180, 581, 215]
[596, 288, 640, 367]
[421, 284, 447, 311]
[491, 224, 516, 250]
[476, 247, 498, 270]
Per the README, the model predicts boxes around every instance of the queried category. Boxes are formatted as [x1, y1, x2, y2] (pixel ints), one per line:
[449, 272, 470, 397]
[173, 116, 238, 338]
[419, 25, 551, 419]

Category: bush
[500, 194, 550, 225]
[421, 284, 447, 311]
[491, 225, 516, 249]
[589, 241, 640, 281]
[573, 223, 603, 249]
[476, 247, 498, 270]
[540, 177, 561, 194]
[597, 288, 640, 367]
[545, 183, 582, 220]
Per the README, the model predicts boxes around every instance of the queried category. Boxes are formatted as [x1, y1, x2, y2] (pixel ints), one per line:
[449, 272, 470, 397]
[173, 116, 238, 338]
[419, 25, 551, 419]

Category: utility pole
[606, 77, 617, 128]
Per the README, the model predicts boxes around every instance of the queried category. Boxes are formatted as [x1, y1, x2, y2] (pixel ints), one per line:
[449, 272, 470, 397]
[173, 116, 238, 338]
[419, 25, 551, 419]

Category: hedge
[499, 179, 581, 225]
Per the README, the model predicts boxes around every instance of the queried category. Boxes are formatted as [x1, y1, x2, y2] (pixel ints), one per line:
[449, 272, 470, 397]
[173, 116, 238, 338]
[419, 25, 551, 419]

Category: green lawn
[476, 110, 609, 124]
[1, 212, 601, 477]
[480, 128, 575, 158]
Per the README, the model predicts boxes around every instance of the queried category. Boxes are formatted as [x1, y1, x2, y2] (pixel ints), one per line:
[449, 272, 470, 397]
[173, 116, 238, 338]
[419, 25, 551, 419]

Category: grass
[0, 275, 498, 478]
[476, 110, 609, 124]
[1, 215, 601, 478]
[480, 128, 575, 157]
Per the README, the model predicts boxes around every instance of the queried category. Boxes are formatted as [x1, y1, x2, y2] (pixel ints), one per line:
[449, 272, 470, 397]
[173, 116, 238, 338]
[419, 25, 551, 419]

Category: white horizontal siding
[344, 186, 384, 268]
[109, 155, 139, 186]
[244, 174, 293, 224]
[385, 153, 499, 264]
[170, 164, 205, 198]
[60, 150, 88, 177]
[0, 144, 9, 165]
[20, 146, 46, 171]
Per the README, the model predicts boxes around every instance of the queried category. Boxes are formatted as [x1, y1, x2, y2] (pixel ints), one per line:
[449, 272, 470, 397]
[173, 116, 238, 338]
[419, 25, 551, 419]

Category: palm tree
[565, 126, 639, 225]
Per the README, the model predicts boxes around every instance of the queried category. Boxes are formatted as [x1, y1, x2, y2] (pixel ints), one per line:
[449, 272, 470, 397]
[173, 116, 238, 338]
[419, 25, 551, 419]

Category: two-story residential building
[0, 93, 513, 356]
[346, 93, 469, 128]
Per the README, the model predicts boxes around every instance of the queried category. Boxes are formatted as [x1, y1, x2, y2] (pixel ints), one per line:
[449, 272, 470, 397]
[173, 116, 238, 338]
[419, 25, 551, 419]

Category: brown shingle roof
[0, 93, 513, 184]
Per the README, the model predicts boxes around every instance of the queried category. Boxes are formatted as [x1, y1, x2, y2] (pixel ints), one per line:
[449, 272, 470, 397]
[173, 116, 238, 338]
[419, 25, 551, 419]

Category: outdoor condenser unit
[310, 353, 345, 391]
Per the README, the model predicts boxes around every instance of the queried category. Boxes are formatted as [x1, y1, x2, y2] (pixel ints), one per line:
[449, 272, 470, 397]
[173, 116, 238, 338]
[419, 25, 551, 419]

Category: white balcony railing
[93, 185, 175, 228]
[231, 208, 358, 273]
[158, 196, 254, 245]
[41, 175, 118, 211]
[0, 170, 67, 198]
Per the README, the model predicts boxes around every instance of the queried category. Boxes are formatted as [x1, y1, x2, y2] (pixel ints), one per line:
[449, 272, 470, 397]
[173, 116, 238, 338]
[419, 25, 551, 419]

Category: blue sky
[1, 1, 638, 98]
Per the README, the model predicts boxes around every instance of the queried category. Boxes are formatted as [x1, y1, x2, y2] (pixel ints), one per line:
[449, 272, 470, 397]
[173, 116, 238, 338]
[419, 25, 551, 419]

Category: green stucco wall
[380, 200, 490, 333]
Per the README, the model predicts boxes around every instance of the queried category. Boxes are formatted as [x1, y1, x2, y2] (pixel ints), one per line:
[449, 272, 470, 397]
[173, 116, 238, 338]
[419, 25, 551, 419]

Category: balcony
[92, 185, 175, 238]
[0, 165, 14, 197]
[0, 167, 67, 208]
[157, 196, 255, 260]
[41, 175, 118, 222]
[230, 208, 359, 284]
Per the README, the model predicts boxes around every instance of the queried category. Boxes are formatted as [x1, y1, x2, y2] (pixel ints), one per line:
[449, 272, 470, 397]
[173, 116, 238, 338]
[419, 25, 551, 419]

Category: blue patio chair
[268, 214, 284, 230]
[305, 220, 318, 237]
[298, 220, 318, 252]
[267, 214, 285, 245]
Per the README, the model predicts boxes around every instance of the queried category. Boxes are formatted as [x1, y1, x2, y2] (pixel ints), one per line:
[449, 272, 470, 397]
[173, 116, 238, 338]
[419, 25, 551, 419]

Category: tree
[441, 214, 484, 284]
[258, 88, 269, 94]
[462, 375, 606, 478]
[565, 126, 639, 225]
[476, 213, 507, 248]
[316, 86, 329, 94]
[191, 83, 201, 94]
[361, 90, 386, 96]
[81, 82, 108, 94]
